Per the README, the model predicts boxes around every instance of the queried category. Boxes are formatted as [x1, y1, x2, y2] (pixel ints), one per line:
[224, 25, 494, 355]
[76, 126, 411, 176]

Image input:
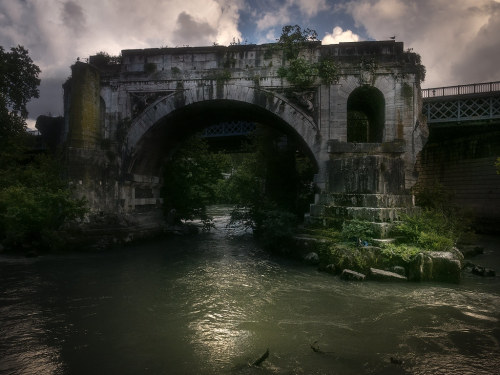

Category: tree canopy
[0, 45, 40, 140]
[0, 45, 87, 253]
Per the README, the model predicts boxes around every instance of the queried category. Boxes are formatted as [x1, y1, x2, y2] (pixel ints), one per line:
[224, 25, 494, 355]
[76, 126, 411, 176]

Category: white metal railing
[422, 81, 500, 98]
[423, 95, 500, 123]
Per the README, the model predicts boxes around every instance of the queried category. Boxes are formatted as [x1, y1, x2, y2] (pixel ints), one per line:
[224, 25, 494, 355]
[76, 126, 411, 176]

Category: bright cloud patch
[322, 26, 360, 44]
[345, 0, 500, 87]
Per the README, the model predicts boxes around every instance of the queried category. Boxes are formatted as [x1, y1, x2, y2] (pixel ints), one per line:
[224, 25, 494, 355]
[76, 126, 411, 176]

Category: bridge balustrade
[201, 121, 256, 138]
[422, 81, 500, 98]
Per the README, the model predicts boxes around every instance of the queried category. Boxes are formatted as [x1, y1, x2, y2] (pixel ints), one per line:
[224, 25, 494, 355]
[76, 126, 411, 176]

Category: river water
[1, 207, 499, 375]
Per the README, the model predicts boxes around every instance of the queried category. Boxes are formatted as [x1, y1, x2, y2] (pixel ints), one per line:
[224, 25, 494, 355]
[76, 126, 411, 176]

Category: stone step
[317, 193, 414, 208]
[304, 216, 398, 238]
[310, 205, 418, 223]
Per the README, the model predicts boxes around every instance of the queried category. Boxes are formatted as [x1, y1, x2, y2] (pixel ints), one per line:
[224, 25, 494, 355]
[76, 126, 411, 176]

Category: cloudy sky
[1, 0, 499, 127]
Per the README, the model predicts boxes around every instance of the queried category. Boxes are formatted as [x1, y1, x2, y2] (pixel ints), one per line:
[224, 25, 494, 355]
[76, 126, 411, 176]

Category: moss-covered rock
[408, 251, 462, 283]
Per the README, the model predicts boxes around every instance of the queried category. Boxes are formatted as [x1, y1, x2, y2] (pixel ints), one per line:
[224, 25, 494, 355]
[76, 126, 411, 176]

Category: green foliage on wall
[275, 26, 341, 88]
[318, 57, 341, 85]
[277, 25, 319, 60]
[277, 57, 318, 88]
[92, 51, 122, 65]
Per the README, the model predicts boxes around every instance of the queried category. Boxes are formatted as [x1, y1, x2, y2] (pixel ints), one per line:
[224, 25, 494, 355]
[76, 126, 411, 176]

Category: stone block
[409, 251, 462, 283]
[368, 268, 407, 282]
[340, 269, 366, 281]
[471, 265, 496, 277]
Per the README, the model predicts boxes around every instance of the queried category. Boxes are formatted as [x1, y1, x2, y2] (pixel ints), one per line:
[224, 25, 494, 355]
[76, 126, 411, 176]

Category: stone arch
[346, 85, 385, 143]
[123, 84, 321, 175]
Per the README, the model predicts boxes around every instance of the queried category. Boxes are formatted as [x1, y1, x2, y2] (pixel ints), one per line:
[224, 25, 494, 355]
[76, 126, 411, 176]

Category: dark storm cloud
[450, 4, 500, 84]
[61, 1, 86, 33]
[173, 12, 218, 46]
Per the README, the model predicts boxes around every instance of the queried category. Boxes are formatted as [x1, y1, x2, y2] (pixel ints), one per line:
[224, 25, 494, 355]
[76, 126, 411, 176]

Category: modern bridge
[418, 81, 500, 231]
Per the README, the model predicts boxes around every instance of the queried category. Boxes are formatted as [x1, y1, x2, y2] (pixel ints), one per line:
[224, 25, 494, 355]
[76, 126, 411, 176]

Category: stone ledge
[327, 139, 405, 154]
[317, 193, 415, 208]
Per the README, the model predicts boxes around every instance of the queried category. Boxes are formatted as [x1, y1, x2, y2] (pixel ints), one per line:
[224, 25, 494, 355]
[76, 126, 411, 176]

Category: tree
[161, 135, 231, 228]
[0, 45, 40, 142]
[277, 25, 319, 60]
[0, 46, 87, 252]
[0, 156, 87, 251]
[226, 126, 316, 249]
[276, 25, 340, 88]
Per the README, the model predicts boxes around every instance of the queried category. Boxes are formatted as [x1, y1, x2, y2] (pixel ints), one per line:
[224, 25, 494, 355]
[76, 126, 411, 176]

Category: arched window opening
[347, 85, 385, 143]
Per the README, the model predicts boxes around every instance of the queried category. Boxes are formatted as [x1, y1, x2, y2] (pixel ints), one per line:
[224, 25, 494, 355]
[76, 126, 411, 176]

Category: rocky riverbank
[294, 235, 496, 283]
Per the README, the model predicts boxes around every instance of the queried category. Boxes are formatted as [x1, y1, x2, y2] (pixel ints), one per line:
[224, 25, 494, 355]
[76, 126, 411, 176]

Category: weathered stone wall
[416, 128, 500, 231]
[66, 62, 101, 149]
[61, 41, 424, 229]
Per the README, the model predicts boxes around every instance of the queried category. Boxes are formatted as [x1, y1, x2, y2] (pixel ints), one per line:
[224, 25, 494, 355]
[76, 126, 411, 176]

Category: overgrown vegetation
[0, 155, 87, 251]
[224, 126, 316, 250]
[276, 25, 319, 60]
[0, 45, 87, 253]
[305, 182, 474, 273]
[160, 125, 316, 247]
[275, 25, 341, 88]
[161, 135, 232, 230]
[92, 51, 122, 65]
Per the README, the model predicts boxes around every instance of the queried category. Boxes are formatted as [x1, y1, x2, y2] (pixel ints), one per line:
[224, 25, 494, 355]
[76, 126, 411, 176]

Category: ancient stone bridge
[61, 40, 426, 232]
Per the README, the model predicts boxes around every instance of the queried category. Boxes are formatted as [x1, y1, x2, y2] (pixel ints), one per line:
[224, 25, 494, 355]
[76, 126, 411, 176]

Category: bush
[256, 209, 297, 250]
[380, 243, 423, 263]
[341, 219, 376, 243]
[0, 184, 86, 251]
[393, 209, 456, 251]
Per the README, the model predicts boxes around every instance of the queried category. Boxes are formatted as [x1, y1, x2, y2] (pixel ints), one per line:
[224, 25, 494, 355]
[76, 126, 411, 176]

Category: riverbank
[291, 233, 498, 284]
[2, 205, 497, 286]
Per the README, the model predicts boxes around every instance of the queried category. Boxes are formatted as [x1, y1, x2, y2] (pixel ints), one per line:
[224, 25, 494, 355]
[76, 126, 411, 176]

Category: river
[1, 207, 499, 375]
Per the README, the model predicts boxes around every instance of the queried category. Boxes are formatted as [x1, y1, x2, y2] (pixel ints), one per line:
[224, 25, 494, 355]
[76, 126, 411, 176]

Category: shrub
[277, 57, 318, 88]
[393, 209, 456, 251]
[341, 219, 376, 243]
[256, 209, 298, 251]
[0, 185, 86, 251]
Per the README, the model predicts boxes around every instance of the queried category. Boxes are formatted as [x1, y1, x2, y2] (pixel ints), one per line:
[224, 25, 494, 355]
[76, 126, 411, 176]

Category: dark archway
[347, 85, 385, 143]
[129, 99, 319, 178]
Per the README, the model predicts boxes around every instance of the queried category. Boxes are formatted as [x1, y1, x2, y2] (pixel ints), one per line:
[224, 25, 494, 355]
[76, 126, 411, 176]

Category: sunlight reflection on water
[1, 210, 499, 374]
